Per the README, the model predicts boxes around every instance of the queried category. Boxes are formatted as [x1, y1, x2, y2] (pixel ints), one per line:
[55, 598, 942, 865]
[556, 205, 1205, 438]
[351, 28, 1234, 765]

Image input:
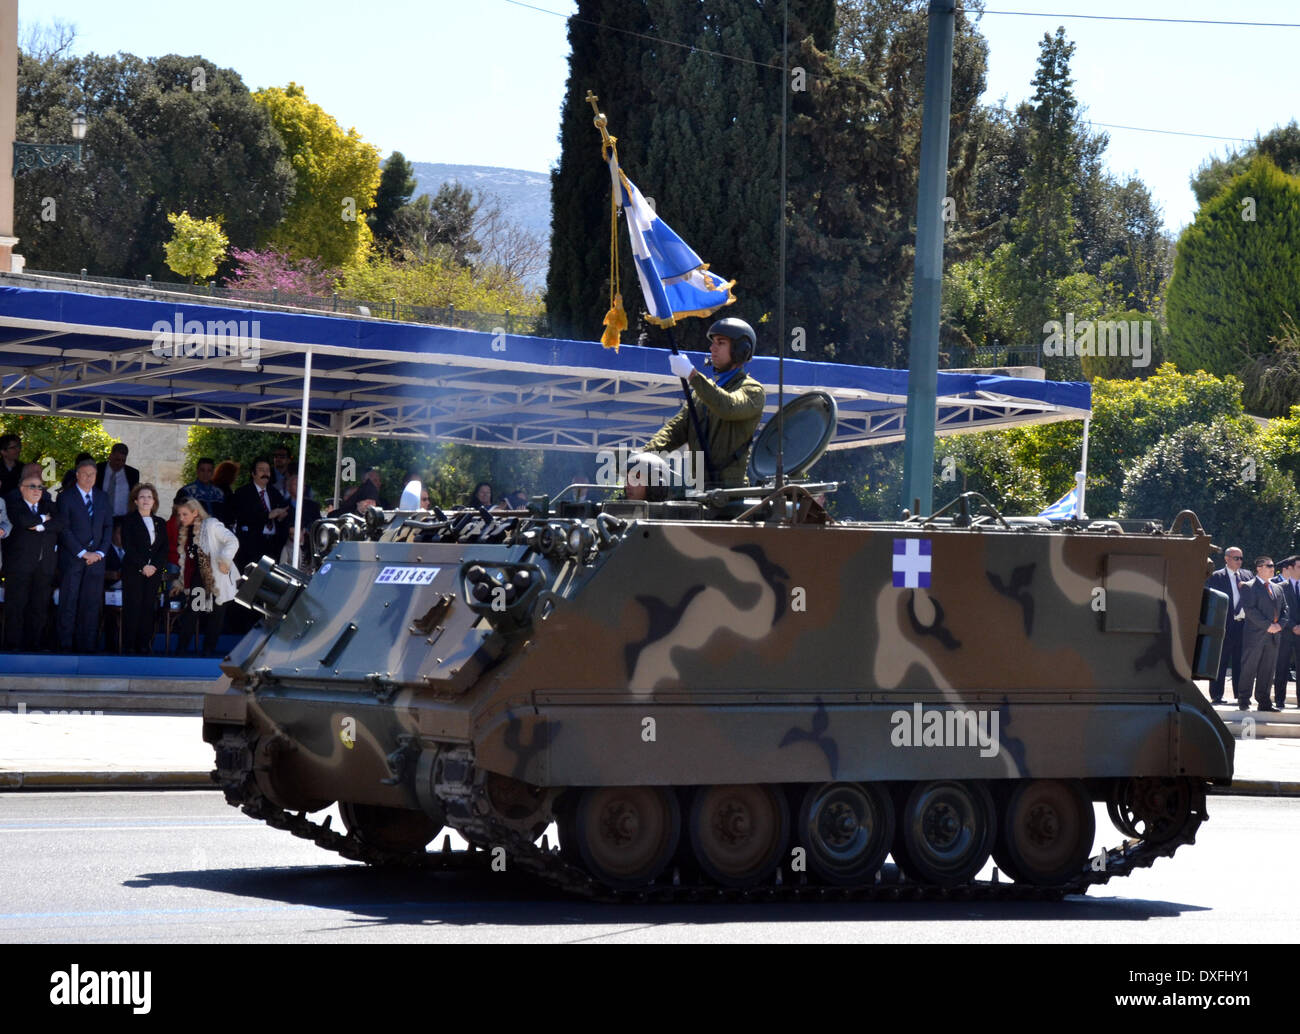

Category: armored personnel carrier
[204, 394, 1233, 900]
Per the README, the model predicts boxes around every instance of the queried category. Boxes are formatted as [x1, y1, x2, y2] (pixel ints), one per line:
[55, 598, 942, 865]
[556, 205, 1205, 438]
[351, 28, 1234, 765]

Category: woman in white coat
[170, 497, 240, 656]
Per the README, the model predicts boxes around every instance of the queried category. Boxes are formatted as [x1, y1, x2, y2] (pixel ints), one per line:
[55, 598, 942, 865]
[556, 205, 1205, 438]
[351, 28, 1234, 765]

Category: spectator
[281, 472, 322, 571]
[182, 457, 227, 524]
[212, 460, 240, 523]
[2, 464, 63, 652]
[170, 497, 239, 656]
[0, 488, 9, 592]
[232, 457, 290, 573]
[270, 444, 292, 495]
[504, 488, 528, 510]
[102, 522, 126, 650]
[469, 481, 494, 508]
[122, 483, 169, 654]
[1206, 546, 1248, 704]
[1274, 555, 1300, 709]
[60, 452, 94, 495]
[165, 489, 188, 568]
[56, 457, 112, 653]
[337, 468, 382, 516]
[1240, 555, 1288, 712]
[0, 433, 22, 498]
[420, 488, 431, 510]
[96, 442, 140, 519]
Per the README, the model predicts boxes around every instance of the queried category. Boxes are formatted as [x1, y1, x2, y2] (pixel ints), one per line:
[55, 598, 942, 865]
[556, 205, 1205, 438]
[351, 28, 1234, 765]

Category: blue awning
[0, 280, 1090, 450]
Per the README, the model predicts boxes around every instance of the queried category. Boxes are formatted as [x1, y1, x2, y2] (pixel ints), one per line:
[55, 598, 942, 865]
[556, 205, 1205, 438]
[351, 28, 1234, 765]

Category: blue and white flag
[1038, 487, 1079, 520]
[611, 157, 735, 327]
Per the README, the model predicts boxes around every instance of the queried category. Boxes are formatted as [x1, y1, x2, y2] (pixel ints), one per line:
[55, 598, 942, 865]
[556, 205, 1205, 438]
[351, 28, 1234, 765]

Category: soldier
[649, 317, 766, 490]
[1240, 556, 1288, 712]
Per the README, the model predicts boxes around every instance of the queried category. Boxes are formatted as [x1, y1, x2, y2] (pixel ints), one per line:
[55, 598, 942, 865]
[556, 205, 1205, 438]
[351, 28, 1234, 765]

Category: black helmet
[707, 317, 757, 364]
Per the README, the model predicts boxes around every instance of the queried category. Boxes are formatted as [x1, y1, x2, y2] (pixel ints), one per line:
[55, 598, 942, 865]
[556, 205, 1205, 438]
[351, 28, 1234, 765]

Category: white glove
[668, 352, 695, 380]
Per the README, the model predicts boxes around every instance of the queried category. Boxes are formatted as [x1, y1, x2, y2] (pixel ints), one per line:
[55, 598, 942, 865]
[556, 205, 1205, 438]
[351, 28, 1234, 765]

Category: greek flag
[611, 157, 735, 327]
[1038, 487, 1079, 520]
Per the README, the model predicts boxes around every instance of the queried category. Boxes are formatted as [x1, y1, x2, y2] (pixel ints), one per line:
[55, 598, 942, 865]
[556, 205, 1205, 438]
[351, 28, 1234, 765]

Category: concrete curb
[1210, 779, 1300, 797]
[0, 771, 214, 790]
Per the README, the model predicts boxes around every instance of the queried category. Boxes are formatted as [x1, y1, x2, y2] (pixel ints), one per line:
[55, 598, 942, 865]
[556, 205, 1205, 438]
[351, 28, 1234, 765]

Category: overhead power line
[1084, 120, 1254, 143]
[981, 9, 1300, 29]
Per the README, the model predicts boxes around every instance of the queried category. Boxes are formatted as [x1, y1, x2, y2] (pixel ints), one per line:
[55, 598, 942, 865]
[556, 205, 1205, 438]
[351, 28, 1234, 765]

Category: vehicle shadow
[123, 862, 1209, 933]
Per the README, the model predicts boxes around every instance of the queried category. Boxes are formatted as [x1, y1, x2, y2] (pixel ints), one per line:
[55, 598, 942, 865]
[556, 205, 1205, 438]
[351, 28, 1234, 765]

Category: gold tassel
[601, 292, 627, 351]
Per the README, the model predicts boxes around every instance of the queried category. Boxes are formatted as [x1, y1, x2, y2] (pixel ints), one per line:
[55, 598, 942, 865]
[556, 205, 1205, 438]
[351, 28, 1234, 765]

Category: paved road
[0, 790, 1295, 944]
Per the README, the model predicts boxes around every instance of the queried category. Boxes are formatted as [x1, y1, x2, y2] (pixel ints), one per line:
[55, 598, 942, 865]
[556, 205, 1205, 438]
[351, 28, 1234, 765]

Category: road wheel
[338, 802, 440, 855]
[798, 782, 894, 885]
[689, 784, 789, 888]
[996, 780, 1095, 885]
[895, 780, 996, 887]
[573, 786, 680, 889]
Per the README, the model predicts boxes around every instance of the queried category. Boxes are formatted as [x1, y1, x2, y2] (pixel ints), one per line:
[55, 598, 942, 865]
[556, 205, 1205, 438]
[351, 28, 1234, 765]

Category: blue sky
[25, 0, 1300, 232]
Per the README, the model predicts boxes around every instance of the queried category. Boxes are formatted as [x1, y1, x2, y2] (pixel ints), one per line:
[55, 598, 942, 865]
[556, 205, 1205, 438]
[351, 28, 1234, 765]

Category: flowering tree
[224, 247, 337, 298]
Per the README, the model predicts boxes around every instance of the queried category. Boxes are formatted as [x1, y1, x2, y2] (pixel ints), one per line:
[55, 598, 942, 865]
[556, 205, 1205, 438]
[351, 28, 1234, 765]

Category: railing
[942, 342, 1043, 369]
[20, 268, 553, 337]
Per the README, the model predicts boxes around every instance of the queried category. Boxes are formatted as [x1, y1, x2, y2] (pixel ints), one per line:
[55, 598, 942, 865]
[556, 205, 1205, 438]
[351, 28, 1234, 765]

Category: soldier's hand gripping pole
[664, 327, 717, 484]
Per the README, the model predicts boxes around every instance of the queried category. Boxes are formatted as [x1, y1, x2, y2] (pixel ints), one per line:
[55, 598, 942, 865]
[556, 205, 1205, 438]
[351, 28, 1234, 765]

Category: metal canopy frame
[0, 285, 1091, 451]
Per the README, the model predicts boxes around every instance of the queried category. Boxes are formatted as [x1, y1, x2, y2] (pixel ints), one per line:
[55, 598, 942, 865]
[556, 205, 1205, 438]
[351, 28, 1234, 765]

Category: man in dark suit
[95, 442, 140, 520]
[232, 457, 289, 572]
[0, 434, 23, 499]
[3, 464, 64, 651]
[1205, 546, 1248, 704]
[1273, 555, 1300, 709]
[1240, 556, 1289, 712]
[57, 457, 113, 652]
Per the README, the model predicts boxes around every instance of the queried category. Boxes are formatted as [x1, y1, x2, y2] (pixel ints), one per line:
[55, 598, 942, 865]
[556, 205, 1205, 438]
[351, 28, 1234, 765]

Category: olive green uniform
[646, 368, 766, 488]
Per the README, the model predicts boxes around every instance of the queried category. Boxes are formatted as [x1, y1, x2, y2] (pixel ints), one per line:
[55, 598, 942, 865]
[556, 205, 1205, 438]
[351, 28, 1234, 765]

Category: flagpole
[665, 326, 717, 485]
[775, 0, 788, 491]
[1076, 415, 1090, 519]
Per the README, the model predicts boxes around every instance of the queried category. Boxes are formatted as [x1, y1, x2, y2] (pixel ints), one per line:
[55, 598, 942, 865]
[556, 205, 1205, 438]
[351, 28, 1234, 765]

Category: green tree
[0, 415, 114, 487]
[369, 151, 417, 246]
[14, 52, 292, 278]
[1004, 364, 1246, 518]
[1004, 28, 1083, 359]
[336, 253, 542, 316]
[255, 82, 382, 270]
[1191, 120, 1300, 207]
[1120, 418, 1300, 557]
[429, 183, 481, 265]
[1166, 157, 1300, 378]
[163, 211, 228, 283]
[932, 431, 1048, 515]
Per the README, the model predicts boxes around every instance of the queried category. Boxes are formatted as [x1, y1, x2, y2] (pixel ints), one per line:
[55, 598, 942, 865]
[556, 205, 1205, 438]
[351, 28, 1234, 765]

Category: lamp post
[12, 107, 87, 175]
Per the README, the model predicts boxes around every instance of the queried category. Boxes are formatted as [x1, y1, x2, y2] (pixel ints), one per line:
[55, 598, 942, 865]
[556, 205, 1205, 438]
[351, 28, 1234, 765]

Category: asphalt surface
[0, 790, 1294, 944]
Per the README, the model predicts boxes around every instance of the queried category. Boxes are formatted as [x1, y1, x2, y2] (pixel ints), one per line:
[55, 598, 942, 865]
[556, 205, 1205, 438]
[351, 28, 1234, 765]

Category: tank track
[211, 731, 1209, 902]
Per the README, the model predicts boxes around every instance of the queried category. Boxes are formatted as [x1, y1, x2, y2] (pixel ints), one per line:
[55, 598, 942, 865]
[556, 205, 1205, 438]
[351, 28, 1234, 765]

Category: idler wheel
[894, 780, 996, 887]
[689, 784, 789, 888]
[798, 782, 894, 885]
[573, 786, 680, 889]
[994, 779, 1095, 886]
[1106, 777, 1193, 844]
[339, 802, 441, 855]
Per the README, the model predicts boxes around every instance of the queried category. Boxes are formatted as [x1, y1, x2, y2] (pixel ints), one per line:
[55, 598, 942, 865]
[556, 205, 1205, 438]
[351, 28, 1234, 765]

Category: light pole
[12, 106, 88, 175]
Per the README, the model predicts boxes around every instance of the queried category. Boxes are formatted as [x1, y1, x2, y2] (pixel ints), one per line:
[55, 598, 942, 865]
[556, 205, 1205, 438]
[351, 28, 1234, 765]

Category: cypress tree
[371, 151, 417, 246]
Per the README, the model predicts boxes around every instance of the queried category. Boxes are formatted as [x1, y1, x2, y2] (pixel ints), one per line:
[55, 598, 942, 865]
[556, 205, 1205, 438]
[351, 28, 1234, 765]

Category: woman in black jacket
[121, 482, 169, 653]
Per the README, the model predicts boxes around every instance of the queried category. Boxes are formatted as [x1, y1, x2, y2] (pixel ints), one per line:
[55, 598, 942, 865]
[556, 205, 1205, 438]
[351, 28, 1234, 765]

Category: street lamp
[12, 107, 87, 176]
